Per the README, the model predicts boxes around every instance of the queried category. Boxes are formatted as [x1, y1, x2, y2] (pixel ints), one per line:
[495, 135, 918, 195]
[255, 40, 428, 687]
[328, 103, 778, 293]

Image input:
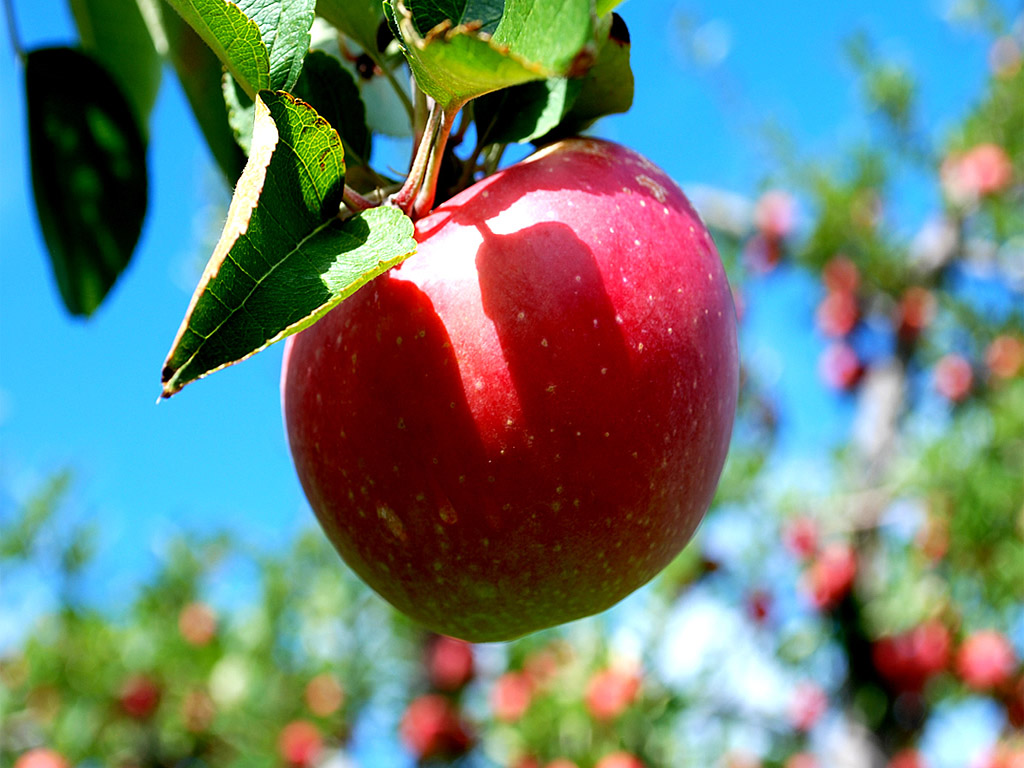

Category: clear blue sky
[0, 0, 1004, 607]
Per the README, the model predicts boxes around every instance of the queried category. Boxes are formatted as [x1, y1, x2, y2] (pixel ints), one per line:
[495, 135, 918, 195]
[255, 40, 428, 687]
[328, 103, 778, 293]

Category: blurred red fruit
[896, 287, 937, 344]
[278, 720, 323, 767]
[305, 673, 345, 717]
[789, 681, 827, 731]
[747, 589, 772, 624]
[978, 743, 1024, 768]
[1004, 677, 1024, 728]
[524, 648, 562, 689]
[942, 143, 1014, 202]
[14, 749, 68, 768]
[178, 601, 217, 646]
[873, 620, 951, 692]
[888, 749, 927, 768]
[119, 674, 161, 720]
[803, 542, 857, 610]
[491, 671, 534, 722]
[819, 342, 864, 391]
[986, 335, 1024, 380]
[783, 517, 819, 559]
[816, 290, 859, 338]
[934, 354, 973, 402]
[595, 752, 646, 768]
[822, 256, 860, 294]
[512, 758, 541, 768]
[182, 688, 215, 732]
[399, 694, 472, 761]
[584, 667, 641, 720]
[956, 631, 1016, 691]
[755, 189, 797, 241]
[546, 760, 580, 768]
[426, 635, 475, 692]
[785, 754, 818, 768]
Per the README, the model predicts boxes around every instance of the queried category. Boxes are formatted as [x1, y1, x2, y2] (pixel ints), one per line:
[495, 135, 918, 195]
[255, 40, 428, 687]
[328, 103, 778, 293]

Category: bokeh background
[1, 1, 1022, 767]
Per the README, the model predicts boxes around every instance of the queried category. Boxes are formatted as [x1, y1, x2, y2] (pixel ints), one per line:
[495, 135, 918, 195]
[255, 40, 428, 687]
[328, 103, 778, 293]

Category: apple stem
[389, 101, 442, 216]
[389, 101, 459, 220]
[342, 185, 377, 213]
[411, 106, 458, 219]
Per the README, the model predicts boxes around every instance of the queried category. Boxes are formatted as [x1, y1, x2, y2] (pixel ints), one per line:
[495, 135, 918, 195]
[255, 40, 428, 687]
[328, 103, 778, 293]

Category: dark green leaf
[474, 77, 581, 145]
[235, 0, 317, 92]
[161, 92, 417, 397]
[161, 4, 247, 182]
[162, 0, 271, 98]
[410, 0, 505, 36]
[315, 0, 382, 55]
[68, 0, 163, 127]
[222, 71, 256, 154]
[292, 51, 372, 166]
[538, 11, 633, 140]
[26, 47, 148, 317]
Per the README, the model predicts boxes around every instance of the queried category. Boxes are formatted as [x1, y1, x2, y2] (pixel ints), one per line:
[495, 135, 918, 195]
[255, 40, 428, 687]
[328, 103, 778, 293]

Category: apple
[425, 635, 475, 692]
[784, 754, 818, 768]
[118, 674, 161, 720]
[595, 752, 645, 768]
[304, 673, 345, 717]
[956, 630, 1016, 691]
[802, 542, 857, 610]
[818, 342, 864, 392]
[13, 749, 68, 768]
[933, 354, 973, 403]
[278, 720, 323, 766]
[788, 681, 827, 732]
[986, 335, 1024, 380]
[178, 601, 217, 646]
[887, 749, 926, 768]
[282, 138, 738, 641]
[399, 694, 472, 761]
[490, 671, 533, 722]
[584, 666, 641, 720]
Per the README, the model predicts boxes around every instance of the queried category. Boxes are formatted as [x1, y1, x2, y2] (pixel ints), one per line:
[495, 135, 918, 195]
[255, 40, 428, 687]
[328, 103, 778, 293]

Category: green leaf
[68, 0, 164, 127]
[595, 0, 622, 14]
[161, 91, 417, 397]
[315, 0, 382, 55]
[235, 0, 317, 92]
[162, 0, 271, 98]
[473, 77, 581, 145]
[389, 0, 595, 110]
[539, 11, 633, 139]
[26, 47, 148, 317]
[292, 51, 372, 166]
[222, 71, 256, 154]
[161, 4, 247, 182]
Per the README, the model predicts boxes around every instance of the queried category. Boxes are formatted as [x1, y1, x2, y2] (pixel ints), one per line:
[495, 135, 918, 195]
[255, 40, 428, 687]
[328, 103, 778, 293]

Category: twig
[3, 0, 25, 62]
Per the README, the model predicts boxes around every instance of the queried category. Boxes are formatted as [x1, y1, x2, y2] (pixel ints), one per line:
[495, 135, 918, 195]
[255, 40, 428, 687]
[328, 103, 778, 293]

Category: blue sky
[0, 0, 1006, 608]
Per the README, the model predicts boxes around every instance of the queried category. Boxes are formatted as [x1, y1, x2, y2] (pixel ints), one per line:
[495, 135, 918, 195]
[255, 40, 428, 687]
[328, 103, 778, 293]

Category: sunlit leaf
[161, 91, 416, 396]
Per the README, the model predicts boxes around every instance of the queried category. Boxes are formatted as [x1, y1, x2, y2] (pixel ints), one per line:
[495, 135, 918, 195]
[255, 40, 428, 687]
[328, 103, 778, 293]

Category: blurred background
[1, 0, 1022, 767]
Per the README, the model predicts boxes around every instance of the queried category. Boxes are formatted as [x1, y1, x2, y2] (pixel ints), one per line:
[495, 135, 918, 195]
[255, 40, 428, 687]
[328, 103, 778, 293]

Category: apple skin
[282, 138, 738, 641]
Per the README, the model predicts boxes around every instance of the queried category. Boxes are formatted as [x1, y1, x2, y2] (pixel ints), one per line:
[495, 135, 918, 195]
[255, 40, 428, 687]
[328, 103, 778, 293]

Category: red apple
[783, 517, 819, 560]
[888, 749, 927, 768]
[595, 752, 645, 768]
[788, 681, 827, 732]
[802, 542, 857, 610]
[546, 760, 580, 768]
[282, 139, 738, 641]
[986, 335, 1024, 380]
[491, 671, 533, 722]
[815, 289, 859, 338]
[956, 630, 1016, 691]
[118, 674, 161, 720]
[818, 342, 864, 392]
[399, 694, 472, 761]
[278, 720, 323, 767]
[584, 666, 641, 720]
[305, 673, 345, 717]
[14, 749, 68, 768]
[822, 256, 860, 294]
[933, 354, 973, 403]
[784, 754, 818, 768]
[426, 635, 475, 692]
[178, 601, 217, 646]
